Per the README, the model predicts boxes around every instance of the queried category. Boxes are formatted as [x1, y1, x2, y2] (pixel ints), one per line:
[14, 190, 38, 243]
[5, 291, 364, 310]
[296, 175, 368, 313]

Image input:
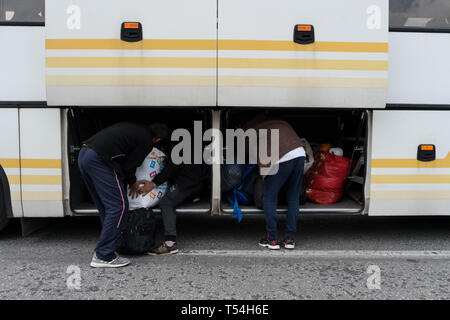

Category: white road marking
[179, 250, 450, 259]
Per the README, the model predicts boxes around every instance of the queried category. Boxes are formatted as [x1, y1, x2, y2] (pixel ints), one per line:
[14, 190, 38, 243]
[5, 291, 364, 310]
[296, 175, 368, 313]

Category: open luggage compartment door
[45, 0, 217, 106]
[370, 111, 450, 216]
[218, 0, 388, 108]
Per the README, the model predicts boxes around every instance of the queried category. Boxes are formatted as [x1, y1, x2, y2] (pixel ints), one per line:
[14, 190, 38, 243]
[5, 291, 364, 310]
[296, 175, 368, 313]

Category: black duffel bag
[117, 208, 156, 255]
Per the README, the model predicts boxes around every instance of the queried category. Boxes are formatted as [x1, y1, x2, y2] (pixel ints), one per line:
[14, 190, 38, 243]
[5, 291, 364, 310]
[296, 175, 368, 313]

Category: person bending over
[78, 122, 169, 267]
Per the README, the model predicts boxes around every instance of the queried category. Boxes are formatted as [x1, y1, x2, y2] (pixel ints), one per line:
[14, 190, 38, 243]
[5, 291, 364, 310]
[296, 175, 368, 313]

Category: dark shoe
[147, 242, 179, 256]
[283, 238, 295, 250]
[259, 237, 280, 250]
[259, 237, 270, 248]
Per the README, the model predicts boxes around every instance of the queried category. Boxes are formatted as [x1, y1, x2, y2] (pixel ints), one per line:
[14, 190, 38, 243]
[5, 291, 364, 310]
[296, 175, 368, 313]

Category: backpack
[117, 208, 156, 255]
[221, 162, 246, 193]
[227, 165, 259, 222]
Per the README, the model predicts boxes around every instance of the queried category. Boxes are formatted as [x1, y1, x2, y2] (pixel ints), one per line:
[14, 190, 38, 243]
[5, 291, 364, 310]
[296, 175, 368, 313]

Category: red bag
[306, 151, 351, 204]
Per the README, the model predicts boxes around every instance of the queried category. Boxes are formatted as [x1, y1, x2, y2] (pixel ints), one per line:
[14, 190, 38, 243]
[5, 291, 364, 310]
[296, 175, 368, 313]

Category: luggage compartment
[220, 109, 368, 214]
[66, 108, 212, 215]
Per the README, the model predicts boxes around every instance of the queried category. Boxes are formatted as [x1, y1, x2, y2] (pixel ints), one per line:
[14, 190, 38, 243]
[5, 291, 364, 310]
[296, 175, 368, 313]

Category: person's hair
[148, 122, 169, 140]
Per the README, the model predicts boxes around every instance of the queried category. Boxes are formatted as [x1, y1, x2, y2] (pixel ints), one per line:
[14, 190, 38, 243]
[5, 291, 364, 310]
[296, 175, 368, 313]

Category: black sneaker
[284, 238, 295, 250]
[259, 237, 270, 248]
[259, 237, 280, 250]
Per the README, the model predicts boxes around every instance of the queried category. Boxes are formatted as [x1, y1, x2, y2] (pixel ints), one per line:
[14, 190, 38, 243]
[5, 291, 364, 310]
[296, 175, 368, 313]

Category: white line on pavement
[178, 250, 450, 259]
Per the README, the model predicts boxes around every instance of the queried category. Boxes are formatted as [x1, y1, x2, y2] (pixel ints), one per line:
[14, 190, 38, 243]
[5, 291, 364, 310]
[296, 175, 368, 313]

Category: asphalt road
[0, 214, 449, 300]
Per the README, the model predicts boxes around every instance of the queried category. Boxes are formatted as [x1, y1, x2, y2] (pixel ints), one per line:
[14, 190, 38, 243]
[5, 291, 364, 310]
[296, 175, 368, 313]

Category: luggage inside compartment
[221, 109, 368, 214]
[67, 108, 212, 215]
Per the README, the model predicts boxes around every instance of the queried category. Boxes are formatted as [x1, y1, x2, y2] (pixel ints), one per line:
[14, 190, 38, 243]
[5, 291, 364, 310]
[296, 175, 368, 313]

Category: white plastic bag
[329, 147, 344, 157]
[300, 138, 315, 174]
[127, 148, 168, 210]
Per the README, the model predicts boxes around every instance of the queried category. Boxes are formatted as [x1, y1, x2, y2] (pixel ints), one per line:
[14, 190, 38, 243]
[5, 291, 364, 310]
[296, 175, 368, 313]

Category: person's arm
[152, 157, 180, 187]
[136, 157, 181, 197]
[123, 146, 149, 199]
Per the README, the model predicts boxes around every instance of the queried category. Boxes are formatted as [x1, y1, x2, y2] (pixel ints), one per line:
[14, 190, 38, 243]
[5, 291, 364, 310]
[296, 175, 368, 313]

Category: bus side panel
[369, 110, 450, 216]
[218, 0, 388, 108]
[0, 27, 46, 102]
[19, 109, 64, 217]
[0, 109, 23, 218]
[388, 33, 450, 106]
[45, 0, 217, 107]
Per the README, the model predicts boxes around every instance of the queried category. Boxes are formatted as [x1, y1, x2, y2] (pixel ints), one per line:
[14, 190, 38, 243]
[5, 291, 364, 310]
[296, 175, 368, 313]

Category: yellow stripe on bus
[0, 159, 62, 169]
[46, 75, 216, 87]
[46, 57, 387, 71]
[46, 39, 217, 51]
[21, 175, 62, 185]
[46, 57, 217, 69]
[219, 76, 387, 88]
[7, 175, 62, 185]
[372, 175, 450, 184]
[371, 190, 450, 200]
[6, 175, 20, 184]
[22, 159, 62, 169]
[219, 40, 388, 53]
[46, 39, 388, 53]
[0, 159, 20, 169]
[10, 191, 62, 201]
[372, 153, 450, 169]
[10, 192, 20, 201]
[46, 75, 387, 89]
[219, 58, 388, 71]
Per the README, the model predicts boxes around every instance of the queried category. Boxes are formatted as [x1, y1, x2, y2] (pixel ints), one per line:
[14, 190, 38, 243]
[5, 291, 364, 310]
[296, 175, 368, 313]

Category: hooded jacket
[84, 122, 155, 186]
[244, 118, 304, 176]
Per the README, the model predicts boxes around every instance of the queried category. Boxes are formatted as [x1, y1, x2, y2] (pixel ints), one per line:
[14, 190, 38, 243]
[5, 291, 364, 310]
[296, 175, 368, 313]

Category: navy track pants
[78, 147, 128, 261]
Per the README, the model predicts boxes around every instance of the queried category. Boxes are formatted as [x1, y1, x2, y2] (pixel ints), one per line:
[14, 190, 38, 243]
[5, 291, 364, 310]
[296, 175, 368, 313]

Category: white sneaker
[90, 254, 130, 268]
[284, 239, 295, 250]
[267, 241, 281, 250]
[259, 237, 280, 250]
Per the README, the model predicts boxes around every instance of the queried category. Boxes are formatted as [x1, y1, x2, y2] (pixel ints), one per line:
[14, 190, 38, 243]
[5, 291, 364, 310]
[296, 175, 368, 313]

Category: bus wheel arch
[0, 165, 12, 232]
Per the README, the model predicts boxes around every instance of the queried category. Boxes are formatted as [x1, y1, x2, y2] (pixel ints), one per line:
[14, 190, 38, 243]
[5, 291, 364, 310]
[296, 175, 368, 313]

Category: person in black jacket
[78, 122, 169, 267]
[138, 156, 210, 255]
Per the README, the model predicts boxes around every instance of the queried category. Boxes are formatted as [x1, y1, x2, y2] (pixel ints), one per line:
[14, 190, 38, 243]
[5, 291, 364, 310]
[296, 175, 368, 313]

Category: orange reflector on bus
[421, 145, 434, 151]
[124, 23, 139, 29]
[297, 25, 312, 32]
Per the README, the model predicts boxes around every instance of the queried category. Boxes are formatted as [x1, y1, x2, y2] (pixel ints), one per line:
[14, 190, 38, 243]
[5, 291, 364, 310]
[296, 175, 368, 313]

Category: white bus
[1, 0, 450, 233]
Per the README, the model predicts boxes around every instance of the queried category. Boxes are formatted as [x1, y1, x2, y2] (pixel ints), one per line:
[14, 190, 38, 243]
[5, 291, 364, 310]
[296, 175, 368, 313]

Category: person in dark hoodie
[244, 114, 306, 251]
[78, 122, 169, 268]
[137, 156, 210, 255]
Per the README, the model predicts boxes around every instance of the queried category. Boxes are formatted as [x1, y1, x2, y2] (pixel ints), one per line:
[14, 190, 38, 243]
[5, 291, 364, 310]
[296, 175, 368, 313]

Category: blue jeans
[78, 147, 129, 261]
[263, 157, 305, 241]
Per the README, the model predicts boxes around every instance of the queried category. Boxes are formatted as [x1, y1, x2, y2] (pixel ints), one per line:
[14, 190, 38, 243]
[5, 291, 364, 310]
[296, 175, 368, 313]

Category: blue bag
[227, 164, 259, 222]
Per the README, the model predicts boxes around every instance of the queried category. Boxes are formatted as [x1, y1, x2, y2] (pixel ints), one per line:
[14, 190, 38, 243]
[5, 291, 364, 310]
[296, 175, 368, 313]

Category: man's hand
[129, 181, 141, 199]
[137, 180, 156, 197]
